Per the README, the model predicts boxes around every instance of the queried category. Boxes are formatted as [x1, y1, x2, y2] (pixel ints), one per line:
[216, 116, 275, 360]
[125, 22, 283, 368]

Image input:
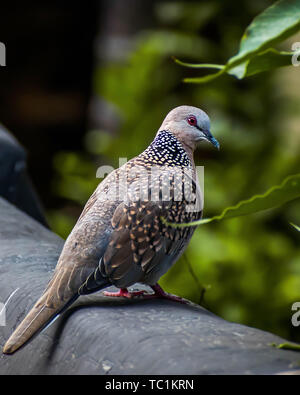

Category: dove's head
[159, 105, 220, 151]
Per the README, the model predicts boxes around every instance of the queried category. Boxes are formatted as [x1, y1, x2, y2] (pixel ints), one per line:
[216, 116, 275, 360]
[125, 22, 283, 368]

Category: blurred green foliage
[48, 0, 300, 342]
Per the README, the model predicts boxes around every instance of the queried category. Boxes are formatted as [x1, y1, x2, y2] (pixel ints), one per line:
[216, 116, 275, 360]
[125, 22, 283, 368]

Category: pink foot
[103, 288, 147, 299]
[143, 284, 188, 304]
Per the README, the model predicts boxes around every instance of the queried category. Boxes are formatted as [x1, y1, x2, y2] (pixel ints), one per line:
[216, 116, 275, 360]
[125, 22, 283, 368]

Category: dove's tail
[3, 257, 111, 355]
[2, 291, 78, 355]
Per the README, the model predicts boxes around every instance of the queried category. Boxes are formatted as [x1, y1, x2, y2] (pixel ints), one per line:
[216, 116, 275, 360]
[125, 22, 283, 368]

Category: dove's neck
[142, 129, 193, 168]
[179, 143, 196, 170]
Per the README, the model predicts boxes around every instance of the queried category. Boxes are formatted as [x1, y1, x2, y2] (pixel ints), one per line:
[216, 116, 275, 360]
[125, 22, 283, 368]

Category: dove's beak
[208, 134, 220, 150]
[198, 127, 220, 150]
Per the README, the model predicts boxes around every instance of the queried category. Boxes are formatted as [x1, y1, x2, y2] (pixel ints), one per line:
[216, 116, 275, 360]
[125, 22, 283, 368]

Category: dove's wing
[79, 166, 202, 292]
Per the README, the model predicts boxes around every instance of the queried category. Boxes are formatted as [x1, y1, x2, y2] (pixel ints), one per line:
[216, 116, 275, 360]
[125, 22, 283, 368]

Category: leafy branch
[163, 173, 300, 228]
[174, 0, 300, 83]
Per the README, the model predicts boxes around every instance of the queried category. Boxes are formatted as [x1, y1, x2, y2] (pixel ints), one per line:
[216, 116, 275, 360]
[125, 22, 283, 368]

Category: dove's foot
[103, 288, 147, 299]
[103, 284, 188, 304]
[144, 284, 188, 304]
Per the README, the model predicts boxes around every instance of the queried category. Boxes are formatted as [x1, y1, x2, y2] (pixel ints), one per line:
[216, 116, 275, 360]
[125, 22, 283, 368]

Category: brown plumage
[3, 105, 219, 354]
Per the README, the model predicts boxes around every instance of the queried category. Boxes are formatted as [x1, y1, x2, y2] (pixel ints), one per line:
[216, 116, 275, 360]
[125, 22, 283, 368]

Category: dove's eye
[187, 116, 197, 126]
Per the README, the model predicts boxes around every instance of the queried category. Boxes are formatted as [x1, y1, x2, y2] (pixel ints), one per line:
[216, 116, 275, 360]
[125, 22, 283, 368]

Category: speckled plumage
[3, 105, 219, 354]
[78, 129, 202, 294]
[137, 130, 192, 167]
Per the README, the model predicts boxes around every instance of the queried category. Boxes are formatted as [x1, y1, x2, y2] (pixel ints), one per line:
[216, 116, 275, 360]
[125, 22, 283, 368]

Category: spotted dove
[3, 105, 219, 354]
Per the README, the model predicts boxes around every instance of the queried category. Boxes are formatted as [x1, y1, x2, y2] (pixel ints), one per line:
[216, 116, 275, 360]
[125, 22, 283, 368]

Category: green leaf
[164, 173, 300, 228]
[178, 50, 292, 82]
[271, 342, 300, 351]
[228, 49, 293, 79]
[290, 223, 300, 232]
[172, 57, 224, 70]
[175, 0, 300, 83]
[228, 0, 300, 67]
[183, 68, 226, 84]
[172, 57, 227, 83]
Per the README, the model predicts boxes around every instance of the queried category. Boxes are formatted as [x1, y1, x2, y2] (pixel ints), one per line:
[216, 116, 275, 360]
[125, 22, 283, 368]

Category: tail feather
[3, 259, 111, 355]
[3, 292, 78, 355]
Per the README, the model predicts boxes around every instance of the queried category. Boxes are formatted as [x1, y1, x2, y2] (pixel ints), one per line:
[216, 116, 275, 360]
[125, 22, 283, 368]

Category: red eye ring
[187, 116, 197, 126]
